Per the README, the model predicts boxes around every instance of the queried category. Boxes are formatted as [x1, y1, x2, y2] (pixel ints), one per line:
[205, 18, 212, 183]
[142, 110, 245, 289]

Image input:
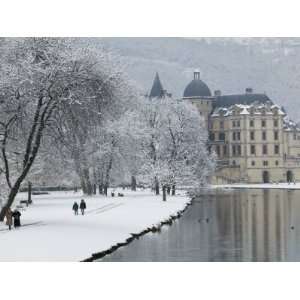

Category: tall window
[251, 161, 255, 166]
[223, 145, 227, 156]
[220, 121, 224, 129]
[232, 121, 236, 127]
[237, 131, 241, 140]
[232, 145, 236, 156]
[274, 119, 278, 127]
[262, 131, 267, 141]
[274, 144, 280, 155]
[216, 145, 220, 156]
[219, 132, 225, 141]
[274, 131, 279, 140]
[263, 144, 268, 155]
[232, 132, 236, 141]
[262, 120, 266, 127]
[250, 119, 254, 127]
[237, 145, 241, 156]
[236, 120, 240, 127]
[250, 145, 256, 155]
[263, 161, 269, 166]
[250, 131, 255, 140]
[209, 133, 215, 141]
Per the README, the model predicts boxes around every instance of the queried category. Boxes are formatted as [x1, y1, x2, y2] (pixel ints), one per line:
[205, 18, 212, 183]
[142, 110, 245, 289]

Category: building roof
[149, 72, 164, 98]
[183, 78, 212, 98]
[211, 102, 285, 118]
[214, 93, 271, 108]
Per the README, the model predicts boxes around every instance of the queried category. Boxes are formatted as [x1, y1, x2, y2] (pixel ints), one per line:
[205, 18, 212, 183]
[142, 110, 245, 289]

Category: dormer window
[194, 71, 200, 80]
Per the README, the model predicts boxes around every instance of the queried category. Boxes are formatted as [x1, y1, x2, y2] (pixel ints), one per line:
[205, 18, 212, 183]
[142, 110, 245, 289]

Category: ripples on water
[100, 189, 300, 262]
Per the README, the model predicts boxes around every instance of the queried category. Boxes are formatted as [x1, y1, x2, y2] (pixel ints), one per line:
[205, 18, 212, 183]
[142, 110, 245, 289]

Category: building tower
[149, 72, 165, 98]
[182, 70, 214, 129]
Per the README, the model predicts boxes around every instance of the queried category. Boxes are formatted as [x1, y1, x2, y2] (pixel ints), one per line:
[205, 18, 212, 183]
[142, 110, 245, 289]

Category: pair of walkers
[5, 207, 21, 230]
[72, 199, 86, 215]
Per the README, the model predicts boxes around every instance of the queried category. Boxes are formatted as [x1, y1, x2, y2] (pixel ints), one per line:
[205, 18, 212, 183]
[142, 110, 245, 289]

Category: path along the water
[0, 189, 189, 261]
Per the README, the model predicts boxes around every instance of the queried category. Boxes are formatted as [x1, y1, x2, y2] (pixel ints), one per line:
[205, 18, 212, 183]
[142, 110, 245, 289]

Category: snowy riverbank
[212, 182, 300, 190]
[0, 189, 190, 261]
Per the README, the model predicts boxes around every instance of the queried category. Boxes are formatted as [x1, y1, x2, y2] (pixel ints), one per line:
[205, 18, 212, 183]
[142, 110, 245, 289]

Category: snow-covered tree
[0, 37, 138, 219]
[136, 95, 215, 200]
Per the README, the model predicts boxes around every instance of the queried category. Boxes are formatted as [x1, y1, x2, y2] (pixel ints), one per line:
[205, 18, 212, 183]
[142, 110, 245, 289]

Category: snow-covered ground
[212, 182, 300, 190]
[0, 189, 190, 261]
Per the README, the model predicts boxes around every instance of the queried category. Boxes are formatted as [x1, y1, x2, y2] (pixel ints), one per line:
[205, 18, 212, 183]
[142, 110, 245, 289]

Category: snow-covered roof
[283, 117, 300, 131]
[211, 102, 285, 117]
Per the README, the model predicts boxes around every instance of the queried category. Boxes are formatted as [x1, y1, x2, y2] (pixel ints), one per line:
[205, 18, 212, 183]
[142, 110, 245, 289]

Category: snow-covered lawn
[0, 189, 190, 261]
[212, 182, 300, 190]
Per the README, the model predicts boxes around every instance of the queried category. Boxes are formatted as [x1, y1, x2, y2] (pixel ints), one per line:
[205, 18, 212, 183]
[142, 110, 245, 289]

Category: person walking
[80, 199, 86, 215]
[12, 209, 21, 228]
[5, 207, 13, 230]
[72, 201, 79, 215]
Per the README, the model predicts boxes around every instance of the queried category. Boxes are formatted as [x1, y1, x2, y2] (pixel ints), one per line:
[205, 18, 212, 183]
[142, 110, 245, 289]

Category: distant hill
[92, 37, 300, 121]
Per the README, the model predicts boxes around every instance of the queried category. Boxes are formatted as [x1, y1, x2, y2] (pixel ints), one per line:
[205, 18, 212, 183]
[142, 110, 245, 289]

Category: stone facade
[182, 71, 300, 183]
[209, 103, 300, 183]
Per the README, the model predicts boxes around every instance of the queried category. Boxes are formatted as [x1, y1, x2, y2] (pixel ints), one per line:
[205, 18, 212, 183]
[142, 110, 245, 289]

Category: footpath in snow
[212, 182, 300, 190]
[0, 189, 190, 261]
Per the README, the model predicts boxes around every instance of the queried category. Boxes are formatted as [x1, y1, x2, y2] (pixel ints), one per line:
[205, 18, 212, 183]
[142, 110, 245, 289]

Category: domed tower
[183, 70, 214, 129]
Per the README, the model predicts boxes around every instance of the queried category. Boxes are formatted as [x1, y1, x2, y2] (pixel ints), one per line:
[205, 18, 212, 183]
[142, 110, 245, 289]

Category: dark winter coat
[12, 210, 21, 227]
[72, 202, 79, 211]
[80, 201, 86, 210]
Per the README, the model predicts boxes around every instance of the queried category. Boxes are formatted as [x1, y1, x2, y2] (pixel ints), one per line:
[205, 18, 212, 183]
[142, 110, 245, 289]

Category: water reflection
[101, 189, 300, 262]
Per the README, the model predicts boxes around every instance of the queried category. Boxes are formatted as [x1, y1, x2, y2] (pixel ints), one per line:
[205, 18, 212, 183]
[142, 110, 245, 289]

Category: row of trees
[0, 38, 215, 221]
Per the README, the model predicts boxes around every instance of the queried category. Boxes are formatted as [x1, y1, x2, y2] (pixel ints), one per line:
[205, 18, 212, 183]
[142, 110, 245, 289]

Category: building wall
[198, 102, 300, 183]
[185, 97, 214, 129]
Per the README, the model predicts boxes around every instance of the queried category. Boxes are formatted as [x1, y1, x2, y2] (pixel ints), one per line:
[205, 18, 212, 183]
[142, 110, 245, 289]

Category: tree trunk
[28, 181, 32, 204]
[82, 168, 92, 195]
[172, 184, 176, 196]
[0, 102, 54, 221]
[104, 185, 108, 196]
[155, 177, 160, 195]
[80, 178, 87, 194]
[131, 175, 137, 191]
[99, 184, 103, 195]
[93, 184, 96, 195]
[167, 186, 171, 195]
[162, 185, 167, 201]
[0, 167, 33, 221]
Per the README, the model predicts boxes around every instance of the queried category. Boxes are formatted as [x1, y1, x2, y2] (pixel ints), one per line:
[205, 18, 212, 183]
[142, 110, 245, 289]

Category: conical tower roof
[149, 72, 164, 98]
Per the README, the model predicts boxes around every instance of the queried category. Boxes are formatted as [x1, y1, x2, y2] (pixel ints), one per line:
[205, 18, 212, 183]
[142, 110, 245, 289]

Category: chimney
[214, 90, 221, 96]
[194, 69, 200, 80]
[245, 88, 253, 94]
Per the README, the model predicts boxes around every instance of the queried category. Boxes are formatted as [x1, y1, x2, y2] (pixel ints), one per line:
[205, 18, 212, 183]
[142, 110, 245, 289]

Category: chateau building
[149, 71, 300, 183]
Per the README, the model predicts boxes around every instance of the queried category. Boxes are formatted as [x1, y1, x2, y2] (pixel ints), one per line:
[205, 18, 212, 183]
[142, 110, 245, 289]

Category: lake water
[100, 189, 300, 262]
